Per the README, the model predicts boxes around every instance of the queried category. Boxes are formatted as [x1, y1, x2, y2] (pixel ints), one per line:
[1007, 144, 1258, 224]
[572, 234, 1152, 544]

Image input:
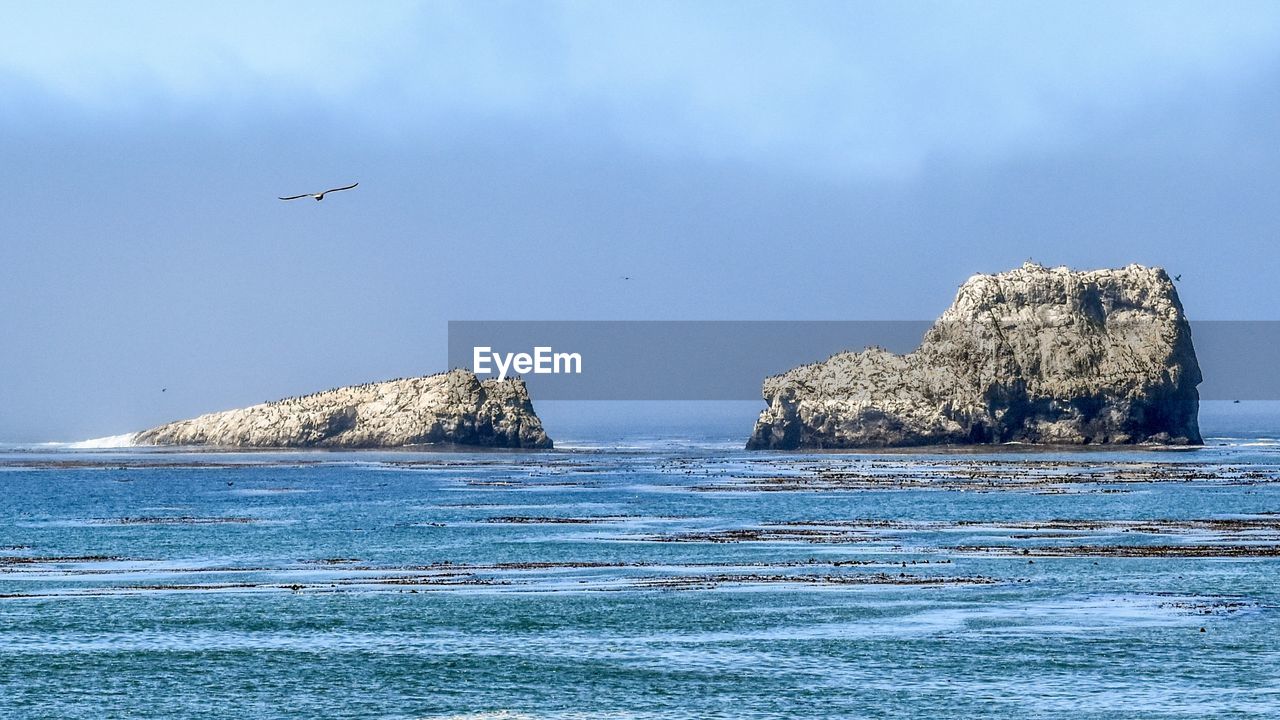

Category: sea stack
[134, 369, 552, 449]
[747, 263, 1202, 449]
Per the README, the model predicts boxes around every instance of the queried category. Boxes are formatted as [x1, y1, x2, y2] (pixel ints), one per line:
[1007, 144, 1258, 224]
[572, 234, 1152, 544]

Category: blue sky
[3, 1, 1280, 440]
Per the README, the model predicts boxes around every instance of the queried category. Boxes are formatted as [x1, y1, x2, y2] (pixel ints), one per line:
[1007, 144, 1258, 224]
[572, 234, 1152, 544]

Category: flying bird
[1174, 274, 1182, 281]
[278, 182, 359, 201]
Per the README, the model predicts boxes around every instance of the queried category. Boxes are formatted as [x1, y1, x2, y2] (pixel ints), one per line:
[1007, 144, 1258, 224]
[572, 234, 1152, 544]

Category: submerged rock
[747, 263, 1202, 449]
[134, 369, 552, 449]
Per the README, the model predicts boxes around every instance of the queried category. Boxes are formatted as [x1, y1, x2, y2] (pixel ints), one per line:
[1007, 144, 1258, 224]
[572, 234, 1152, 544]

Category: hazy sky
[3, 1, 1280, 441]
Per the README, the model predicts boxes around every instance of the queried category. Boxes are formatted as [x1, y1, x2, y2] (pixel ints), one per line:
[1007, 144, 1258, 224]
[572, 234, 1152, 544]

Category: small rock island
[747, 263, 1202, 450]
[134, 369, 552, 449]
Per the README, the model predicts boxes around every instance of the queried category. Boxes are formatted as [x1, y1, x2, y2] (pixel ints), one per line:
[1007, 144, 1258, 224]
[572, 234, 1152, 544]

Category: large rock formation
[134, 369, 552, 449]
[747, 263, 1202, 449]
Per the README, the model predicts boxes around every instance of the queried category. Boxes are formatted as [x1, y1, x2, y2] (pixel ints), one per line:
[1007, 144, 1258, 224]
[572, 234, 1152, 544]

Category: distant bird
[278, 182, 358, 202]
[161, 388, 166, 393]
[1174, 274, 1182, 281]
[621, 276, 632, 280]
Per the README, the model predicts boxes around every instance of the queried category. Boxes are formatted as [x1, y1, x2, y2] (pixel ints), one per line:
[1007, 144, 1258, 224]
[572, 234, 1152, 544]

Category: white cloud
[3, 0, 1280, 177]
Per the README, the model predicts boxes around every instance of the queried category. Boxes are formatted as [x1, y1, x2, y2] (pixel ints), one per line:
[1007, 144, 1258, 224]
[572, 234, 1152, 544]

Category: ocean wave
[555, 438, 745, 452]
[1202, 437, 1280, 447]
[64, 433, 138, 449]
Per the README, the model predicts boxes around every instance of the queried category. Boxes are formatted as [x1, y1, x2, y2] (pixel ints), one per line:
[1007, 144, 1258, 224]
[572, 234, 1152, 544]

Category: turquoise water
[2, 404, 1279, 718]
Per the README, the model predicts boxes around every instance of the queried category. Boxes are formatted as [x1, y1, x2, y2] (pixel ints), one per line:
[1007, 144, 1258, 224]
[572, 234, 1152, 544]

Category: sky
[2, 1, 1280, 441]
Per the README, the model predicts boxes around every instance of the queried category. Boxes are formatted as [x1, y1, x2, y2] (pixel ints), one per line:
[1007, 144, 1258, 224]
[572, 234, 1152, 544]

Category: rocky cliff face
[747, 263, 1202, 449]
[134, 369, 552, 449]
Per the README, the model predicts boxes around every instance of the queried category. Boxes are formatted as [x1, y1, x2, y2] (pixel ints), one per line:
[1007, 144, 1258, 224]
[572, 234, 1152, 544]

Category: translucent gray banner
[447, 321, 1279, 400]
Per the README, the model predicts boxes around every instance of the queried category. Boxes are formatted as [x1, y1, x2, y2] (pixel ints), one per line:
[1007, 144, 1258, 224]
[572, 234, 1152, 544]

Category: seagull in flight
[278, 182, 358, 202]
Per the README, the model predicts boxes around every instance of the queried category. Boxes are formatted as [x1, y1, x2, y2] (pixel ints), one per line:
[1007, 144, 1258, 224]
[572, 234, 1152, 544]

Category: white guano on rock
[747, 263, 1202, 449]
[134, 369, 552, 449]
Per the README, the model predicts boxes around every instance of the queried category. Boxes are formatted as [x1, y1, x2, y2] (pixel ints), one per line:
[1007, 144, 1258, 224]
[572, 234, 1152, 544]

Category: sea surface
[1, 401, 1279, 718]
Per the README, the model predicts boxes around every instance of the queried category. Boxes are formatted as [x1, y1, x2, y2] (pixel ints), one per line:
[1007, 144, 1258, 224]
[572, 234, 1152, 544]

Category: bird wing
[322, 182, 359, 194]
[278, 194, 310, 200]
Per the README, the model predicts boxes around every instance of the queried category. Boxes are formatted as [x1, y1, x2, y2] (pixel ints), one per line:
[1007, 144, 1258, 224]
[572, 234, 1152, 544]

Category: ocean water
[1, 402, 1279, 718]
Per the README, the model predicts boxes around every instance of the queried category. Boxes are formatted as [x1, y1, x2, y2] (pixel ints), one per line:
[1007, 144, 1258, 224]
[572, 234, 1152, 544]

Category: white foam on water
[64, 433, 138, 449]
[554, 438, 744, 452]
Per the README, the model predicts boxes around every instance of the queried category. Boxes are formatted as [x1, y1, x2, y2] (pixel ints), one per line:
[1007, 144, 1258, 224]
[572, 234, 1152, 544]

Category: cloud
[3, 0, 1280, 178]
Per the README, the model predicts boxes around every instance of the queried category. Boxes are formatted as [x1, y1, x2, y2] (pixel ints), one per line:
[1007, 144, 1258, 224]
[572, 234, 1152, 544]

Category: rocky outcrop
[747, 263, 1202, 449]
[134, 369, 552, 449]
